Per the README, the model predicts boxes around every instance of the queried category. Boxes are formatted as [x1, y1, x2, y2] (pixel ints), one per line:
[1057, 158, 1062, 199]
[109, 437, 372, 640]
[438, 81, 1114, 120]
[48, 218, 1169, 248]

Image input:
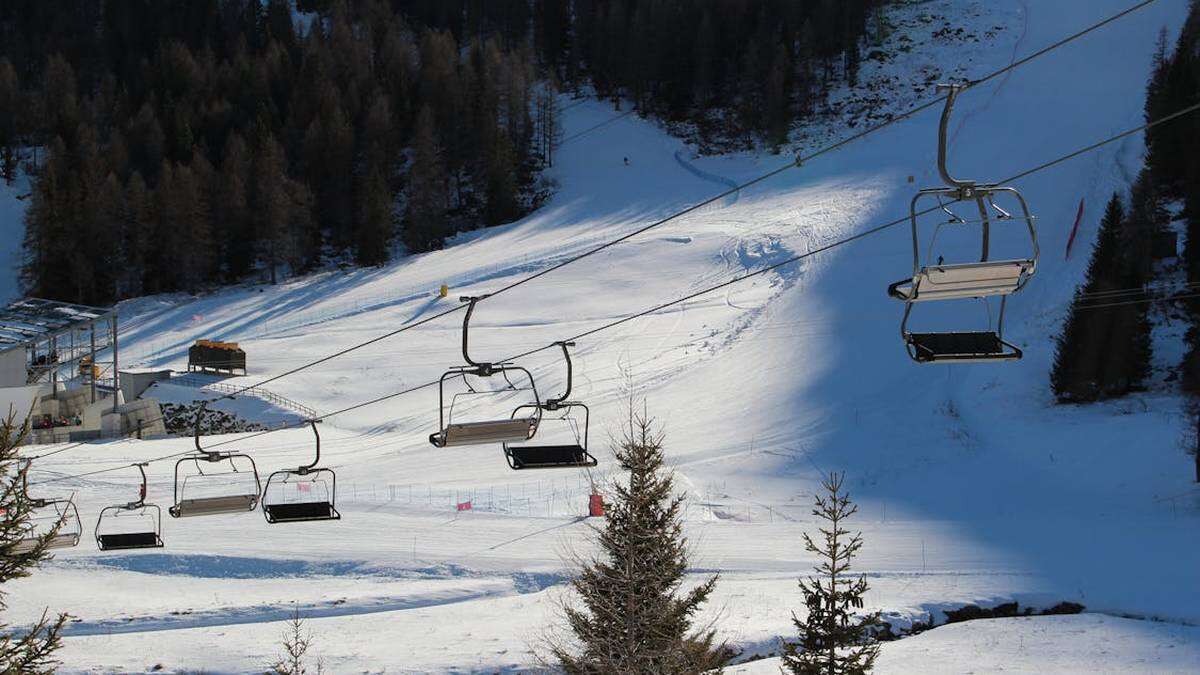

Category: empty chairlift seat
[170, 454, 261, 518]
[886, 83, 1040, 364]
[262, 478, 338, 523]
[430, 295, 543, 450]
[502, 343, 598, 471]
[96, 463, 164, 551]
[11, 519, 81, 553]
[11, 505, 82, 553]
[262, 421, 341, 525]
[8, 460, 82, 555]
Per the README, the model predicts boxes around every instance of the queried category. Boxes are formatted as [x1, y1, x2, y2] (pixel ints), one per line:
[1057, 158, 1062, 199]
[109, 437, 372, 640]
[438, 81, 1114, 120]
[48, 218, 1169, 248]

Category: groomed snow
[731, 614, 1200, 674]
[5, 0, 1199, 672]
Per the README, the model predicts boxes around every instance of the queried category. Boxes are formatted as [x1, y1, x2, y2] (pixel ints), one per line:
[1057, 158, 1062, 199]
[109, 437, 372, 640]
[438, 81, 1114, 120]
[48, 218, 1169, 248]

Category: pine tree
[550, 402, 732, 674]
[1050, 193, 1157, 402]
[782, 472, 881, 675]
[355, 169, 392, 266]
[484, 131, 520, 226]
[216, 132, 253, 281]
[0, 409, 68, 674]
[403, 106, 448, 252]
[0, 57, 19, 183]
[253, 135, 296, 284]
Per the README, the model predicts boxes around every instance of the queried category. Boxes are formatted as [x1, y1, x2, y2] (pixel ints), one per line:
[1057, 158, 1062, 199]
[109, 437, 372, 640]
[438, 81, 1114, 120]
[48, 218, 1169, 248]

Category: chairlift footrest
[907, 331, 1022, 363]
[263, 502, 340, 523]
[97, 532, 163, 550]
[506, 445, 598, 470]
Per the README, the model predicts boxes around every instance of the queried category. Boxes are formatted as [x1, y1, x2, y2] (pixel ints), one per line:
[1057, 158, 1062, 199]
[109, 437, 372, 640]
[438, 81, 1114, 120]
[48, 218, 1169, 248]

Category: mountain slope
[7, 1, 1199, 671]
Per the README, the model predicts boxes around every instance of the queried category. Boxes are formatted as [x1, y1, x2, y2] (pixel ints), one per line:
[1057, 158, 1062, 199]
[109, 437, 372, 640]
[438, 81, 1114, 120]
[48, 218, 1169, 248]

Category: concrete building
[0, 298, 164, 443]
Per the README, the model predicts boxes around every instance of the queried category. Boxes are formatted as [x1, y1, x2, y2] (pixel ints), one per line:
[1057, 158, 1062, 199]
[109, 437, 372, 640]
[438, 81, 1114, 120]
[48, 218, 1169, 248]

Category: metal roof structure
[0, 298, 114, 353]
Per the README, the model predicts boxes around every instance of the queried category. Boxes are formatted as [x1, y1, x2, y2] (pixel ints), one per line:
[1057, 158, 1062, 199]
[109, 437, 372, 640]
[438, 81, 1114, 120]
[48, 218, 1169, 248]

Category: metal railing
[168, 374, 318, 420]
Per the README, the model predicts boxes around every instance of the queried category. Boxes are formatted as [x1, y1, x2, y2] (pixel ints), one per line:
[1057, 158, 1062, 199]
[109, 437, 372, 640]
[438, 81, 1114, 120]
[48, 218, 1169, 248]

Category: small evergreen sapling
[783, 472, 881, 675]
[269, 606, 324, 675]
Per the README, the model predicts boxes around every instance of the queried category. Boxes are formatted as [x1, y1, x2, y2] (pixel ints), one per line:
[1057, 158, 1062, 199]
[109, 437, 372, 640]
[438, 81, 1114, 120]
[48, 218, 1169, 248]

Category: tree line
[387, 0, 884, 150]
[1147, 7, 1200, 395]
[3, 0, 558, 305]
[3, 0, 883, 306]
[1050, 16, 1200, 403]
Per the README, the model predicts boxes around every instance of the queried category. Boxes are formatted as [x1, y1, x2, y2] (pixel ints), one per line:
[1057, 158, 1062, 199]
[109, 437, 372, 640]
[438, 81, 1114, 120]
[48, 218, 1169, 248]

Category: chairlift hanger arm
[547, 341, 577, 409]
[299, 420, 321, 474]
[460, 295, 494, 374]
[128, 462, 148, 509]
[935, 84, 975, 194]
[19, 458, 48, 508]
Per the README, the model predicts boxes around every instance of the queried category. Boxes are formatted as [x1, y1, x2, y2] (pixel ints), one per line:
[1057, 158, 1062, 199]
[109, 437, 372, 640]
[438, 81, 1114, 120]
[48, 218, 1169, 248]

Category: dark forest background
[1051, 6, 1200, 402]
[0, 0, 881, 305]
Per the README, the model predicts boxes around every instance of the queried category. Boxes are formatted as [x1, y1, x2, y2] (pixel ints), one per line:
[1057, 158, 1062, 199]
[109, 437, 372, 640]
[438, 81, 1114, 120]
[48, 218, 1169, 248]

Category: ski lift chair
[9, 460, 81, 554]
[169, 403, 262, 518]
[96, 463, 164, 550]
[261, 420, 340, 524]
[429, 296, 542, 448]
[504, 342, 597, 470]
[888, 84, 1039, 363]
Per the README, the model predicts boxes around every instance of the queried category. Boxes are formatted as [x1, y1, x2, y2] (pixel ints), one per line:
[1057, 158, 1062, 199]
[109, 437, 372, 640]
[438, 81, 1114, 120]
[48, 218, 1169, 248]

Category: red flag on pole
[456, 500, 472, 512]
[1065, 198, 1085, 260]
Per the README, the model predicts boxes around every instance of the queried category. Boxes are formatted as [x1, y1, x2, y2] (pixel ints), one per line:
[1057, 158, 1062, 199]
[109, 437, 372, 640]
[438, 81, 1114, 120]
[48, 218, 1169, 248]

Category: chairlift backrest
[502, 343, 597, 470]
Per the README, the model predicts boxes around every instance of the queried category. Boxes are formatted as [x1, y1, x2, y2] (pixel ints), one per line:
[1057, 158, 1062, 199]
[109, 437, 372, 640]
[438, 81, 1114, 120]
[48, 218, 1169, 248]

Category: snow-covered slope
[731, 614, 1200, 674]
[0, 167, 28, 303]
[8, 1, 1200, 672]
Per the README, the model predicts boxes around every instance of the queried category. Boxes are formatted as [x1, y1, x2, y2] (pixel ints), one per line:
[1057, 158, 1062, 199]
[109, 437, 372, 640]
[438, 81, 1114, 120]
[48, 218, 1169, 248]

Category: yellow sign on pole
[439, 284, 449, 298]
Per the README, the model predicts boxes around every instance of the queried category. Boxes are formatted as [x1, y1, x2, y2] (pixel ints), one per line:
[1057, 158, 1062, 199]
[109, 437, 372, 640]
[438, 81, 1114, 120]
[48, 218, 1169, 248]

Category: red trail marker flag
[1065, 198, 1085, 260]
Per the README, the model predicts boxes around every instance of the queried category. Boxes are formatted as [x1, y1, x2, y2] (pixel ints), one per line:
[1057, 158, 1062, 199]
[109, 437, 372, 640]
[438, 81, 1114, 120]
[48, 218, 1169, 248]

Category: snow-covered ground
[5, 0, 1200, 672]
[732, 614, 1200, 674]
[0, 166, 28, 303]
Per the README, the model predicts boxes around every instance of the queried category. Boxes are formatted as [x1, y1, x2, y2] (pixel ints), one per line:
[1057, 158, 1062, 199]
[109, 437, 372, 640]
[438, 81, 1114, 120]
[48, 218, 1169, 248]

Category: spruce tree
[484, 131, 520, 226]
[1052, 194, 1128, 402]
[783, 472, 880, 675]
[0, 57, 19, 183]
[551, 402, 731, 674]
[404, 106, 448, 252]
[355, 169, 392, 266]
[0, 409, 68, 674]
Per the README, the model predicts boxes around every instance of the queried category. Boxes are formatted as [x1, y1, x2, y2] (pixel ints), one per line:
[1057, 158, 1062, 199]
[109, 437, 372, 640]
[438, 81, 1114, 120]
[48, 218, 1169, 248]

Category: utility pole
[111, 312, 119, 413]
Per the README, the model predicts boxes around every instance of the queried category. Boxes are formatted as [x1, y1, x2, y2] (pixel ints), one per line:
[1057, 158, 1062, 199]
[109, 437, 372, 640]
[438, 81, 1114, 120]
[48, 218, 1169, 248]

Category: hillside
[6, 0, 1199, 672]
